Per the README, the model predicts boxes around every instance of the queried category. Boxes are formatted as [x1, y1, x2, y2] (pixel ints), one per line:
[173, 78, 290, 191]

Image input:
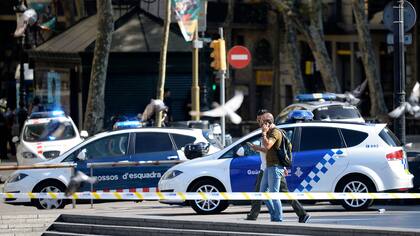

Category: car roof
[286, 101, 356, 110]
[231, 121, 386, 148]
[25, 116, 74, 125]
[87, 127, 201, 140]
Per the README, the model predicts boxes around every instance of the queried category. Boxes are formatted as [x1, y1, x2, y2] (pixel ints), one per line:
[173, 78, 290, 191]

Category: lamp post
[14, 1, 27, 108]
[393, 0, 405, 144]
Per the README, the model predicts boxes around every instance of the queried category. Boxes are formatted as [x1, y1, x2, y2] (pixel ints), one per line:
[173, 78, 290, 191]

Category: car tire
[32, 181, 67, 210]
[336, 176, 375, 211]
[188, 179, 229, 214]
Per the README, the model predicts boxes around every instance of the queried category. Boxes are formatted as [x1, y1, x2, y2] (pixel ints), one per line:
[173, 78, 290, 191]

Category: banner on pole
[172, 0, 201, 41]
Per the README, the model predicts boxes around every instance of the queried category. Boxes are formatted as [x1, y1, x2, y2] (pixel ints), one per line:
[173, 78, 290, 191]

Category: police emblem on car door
[289, 127, 349, 192]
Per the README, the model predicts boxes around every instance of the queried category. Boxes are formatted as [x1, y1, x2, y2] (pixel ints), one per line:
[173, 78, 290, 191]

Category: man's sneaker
[245, 215, 257, 221]
[299, 214, 311, 223]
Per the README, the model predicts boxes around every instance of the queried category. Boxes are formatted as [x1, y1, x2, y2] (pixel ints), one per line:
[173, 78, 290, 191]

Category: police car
[4, 127, 220, 209]
[14, 111, 88, 166]
[158, 112, 413, 214]
[275, 93, 365, 124]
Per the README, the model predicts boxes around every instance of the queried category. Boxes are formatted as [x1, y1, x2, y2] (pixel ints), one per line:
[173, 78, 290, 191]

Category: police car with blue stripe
[4, 125, 220, 209]
[159, 111, 413, 214]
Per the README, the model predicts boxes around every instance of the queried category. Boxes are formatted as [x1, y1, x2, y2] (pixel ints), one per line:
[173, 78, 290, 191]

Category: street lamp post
[393, 0, 406, 144]
[14, 1, 27, 108]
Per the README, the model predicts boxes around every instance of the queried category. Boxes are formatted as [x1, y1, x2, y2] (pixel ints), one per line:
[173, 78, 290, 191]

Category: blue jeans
[259, 166, 284, 222]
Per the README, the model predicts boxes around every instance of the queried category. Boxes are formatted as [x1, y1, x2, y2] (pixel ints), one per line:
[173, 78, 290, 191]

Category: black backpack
[276, 128, 293, 167]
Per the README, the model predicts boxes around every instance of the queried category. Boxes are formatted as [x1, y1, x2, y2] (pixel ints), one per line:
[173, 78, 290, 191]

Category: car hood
[22, 138, 82, 154]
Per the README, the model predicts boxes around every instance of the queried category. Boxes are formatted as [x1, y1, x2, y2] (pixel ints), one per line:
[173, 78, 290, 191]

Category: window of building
[253, 39, 272, 66]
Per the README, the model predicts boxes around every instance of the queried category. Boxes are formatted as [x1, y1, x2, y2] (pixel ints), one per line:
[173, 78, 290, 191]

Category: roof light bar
[29, 110, 65, 119]
[113, 120, 142, 130]
[295, 93, 337, 102]
[287, 110, 314, 122]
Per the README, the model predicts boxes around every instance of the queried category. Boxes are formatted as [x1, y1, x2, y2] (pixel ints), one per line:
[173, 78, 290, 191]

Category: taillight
[386, 150, 403, 160]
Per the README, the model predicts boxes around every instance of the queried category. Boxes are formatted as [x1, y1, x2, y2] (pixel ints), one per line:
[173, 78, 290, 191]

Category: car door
[170, 133, 196, 159]
[290, 126, 348, 192]
[127, 132, 179, 190]
[226, 134, 262, 192]
[75, 133, 131, 191]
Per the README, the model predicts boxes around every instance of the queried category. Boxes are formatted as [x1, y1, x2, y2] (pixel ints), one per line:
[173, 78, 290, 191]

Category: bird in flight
[336, 80, 367, 106]
[190, 91, 244, 124]
[389, 82, 420, 118]
[65, 171, 97, 196]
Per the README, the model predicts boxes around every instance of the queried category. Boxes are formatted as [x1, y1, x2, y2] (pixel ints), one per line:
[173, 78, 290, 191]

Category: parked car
[407, 151, 420, 191]
[14, 111, 88, 166]
[275, 93, 365, 124]
[4, 127, 220, 209]
[159, 115, 413, 214]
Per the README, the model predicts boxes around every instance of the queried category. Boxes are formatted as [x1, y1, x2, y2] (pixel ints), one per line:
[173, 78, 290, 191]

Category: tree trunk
[83, 0, 113, 134]
[155, 0, 171, 127]
[62, 0, 76, 27]
[272, 0, 341, 93]
[352, 0, 388, 116]
[284, 14, 305, 94]
[272, 12, 282, 115]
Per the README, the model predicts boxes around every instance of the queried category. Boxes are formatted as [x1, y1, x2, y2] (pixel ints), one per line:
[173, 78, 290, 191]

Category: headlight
[7, 173, 28, 183]
[22, 152, 37, 159]
[161, 170, 183, 180]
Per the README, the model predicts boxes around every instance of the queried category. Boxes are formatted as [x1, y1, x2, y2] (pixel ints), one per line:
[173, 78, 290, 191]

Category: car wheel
[337, 177, 375, 211]
[32, 181, 67, 210]
[189, 179, 228, 214]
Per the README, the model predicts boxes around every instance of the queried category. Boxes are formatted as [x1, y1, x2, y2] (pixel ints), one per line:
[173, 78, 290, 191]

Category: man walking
[246, 110, 310, 223]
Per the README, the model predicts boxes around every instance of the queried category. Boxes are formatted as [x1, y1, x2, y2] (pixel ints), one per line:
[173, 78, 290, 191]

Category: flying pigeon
[336, 80, 368, 106]
[189, 91, 244, 124]
[389, 82, 420, 118]
[140, 99, 167, 121]
[65, 171, 97, 196]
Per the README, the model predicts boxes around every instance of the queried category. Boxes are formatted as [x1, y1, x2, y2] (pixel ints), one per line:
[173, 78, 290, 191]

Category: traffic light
[210, 39, 227, 71]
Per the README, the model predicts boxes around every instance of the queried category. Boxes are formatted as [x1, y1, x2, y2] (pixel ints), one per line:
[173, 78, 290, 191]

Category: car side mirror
[76, 149, 87, 161]
[80, 130, 89, 138]
[236, 147, 245, 157]
[12, 136, 19, 143]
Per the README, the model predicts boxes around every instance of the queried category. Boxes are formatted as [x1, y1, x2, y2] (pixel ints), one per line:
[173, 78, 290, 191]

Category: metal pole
[191, 29, 200, 121]
[219, 27, 226, 147]
[19, 36, 25, 108]
[393, 0, 406, 144]
[90, 166, 94, 208]
[71, 166, 76, 208]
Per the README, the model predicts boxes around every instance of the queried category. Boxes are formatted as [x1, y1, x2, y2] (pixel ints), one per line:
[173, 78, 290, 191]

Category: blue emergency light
[29, 110, 65, 119]
[295, 93, 336, 102]
[113, 120, 142, 130]
[287, 110, 314, 122]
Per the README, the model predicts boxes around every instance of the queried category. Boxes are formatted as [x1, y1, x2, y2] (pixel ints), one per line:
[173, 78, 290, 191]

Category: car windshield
[312, 105, 362, 120]
[23, 120, 76, 142]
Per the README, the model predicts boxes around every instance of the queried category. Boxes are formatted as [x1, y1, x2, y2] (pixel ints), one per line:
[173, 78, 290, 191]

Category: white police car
[14, 111, 88, 166]
[4, 127, 220, 209]
[159, 112, 413, 214]
[275, 93, 365, 124]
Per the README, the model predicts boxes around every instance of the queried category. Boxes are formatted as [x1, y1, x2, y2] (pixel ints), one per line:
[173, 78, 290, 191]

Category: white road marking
[231, 54, 248, 60]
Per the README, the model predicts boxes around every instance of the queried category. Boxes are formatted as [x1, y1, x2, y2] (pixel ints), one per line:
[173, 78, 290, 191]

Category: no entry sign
[227, 46, 251, 69]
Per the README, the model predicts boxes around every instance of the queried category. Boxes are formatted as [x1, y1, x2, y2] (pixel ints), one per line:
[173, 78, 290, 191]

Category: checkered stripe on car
[295, 150, 340, 192]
